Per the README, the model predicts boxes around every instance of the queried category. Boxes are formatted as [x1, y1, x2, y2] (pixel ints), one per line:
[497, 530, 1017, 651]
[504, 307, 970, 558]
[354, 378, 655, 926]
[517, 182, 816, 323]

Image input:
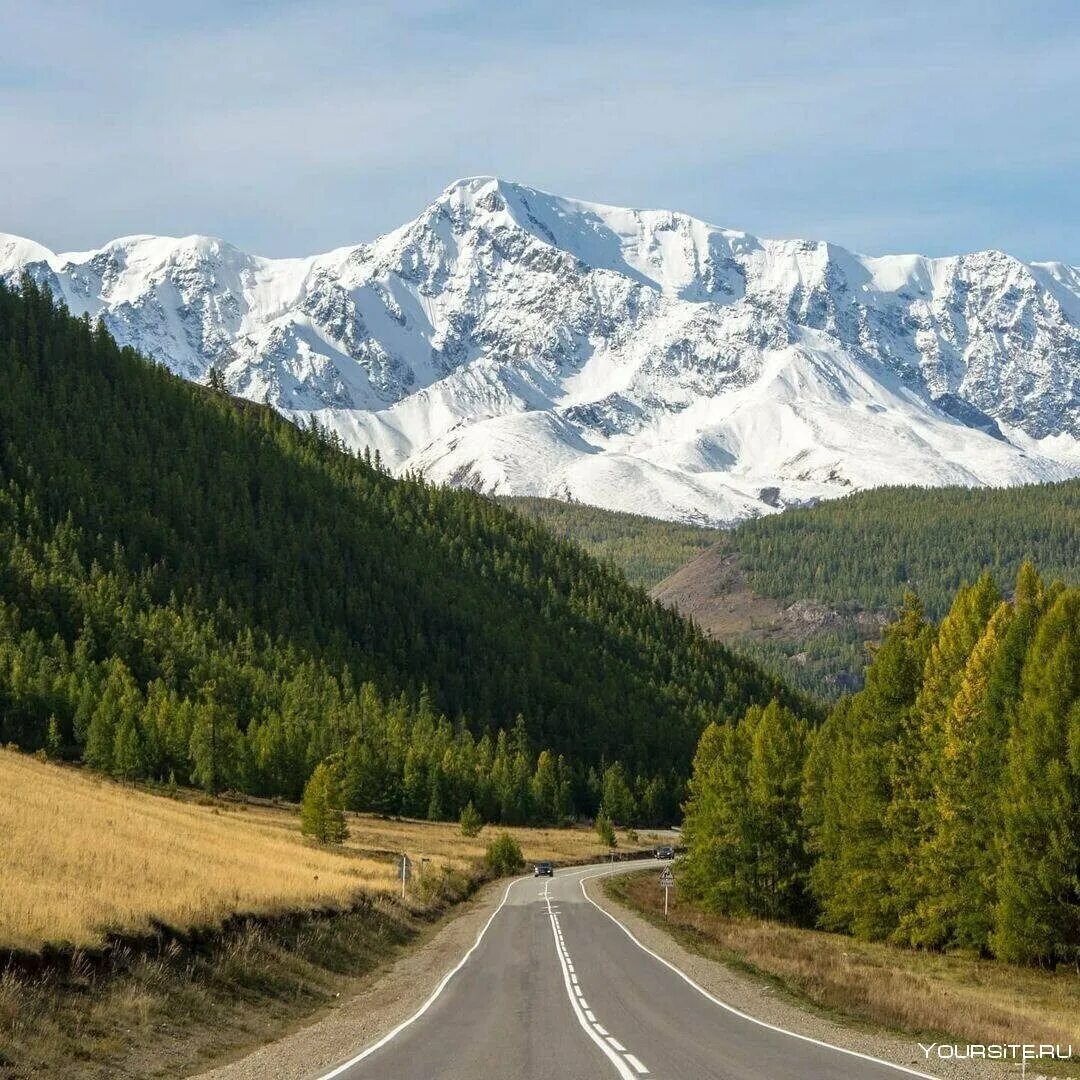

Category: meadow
[1, 748, 651, 953]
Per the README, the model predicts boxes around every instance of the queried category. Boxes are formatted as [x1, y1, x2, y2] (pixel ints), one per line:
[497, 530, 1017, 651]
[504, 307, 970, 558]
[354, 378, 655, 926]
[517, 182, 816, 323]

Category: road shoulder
[195, 877, 513, 1080]
[585, 870, 1024, 1080]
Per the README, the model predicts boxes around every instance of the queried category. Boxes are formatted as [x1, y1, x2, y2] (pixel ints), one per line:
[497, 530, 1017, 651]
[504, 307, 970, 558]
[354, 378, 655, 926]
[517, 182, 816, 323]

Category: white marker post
[399, 853, 412, 898]
[659, 866, 675, 916]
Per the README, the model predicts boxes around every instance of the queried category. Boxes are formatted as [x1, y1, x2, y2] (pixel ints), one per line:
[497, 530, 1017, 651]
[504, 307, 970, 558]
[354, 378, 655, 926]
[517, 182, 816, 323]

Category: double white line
[545, 887, 649, 1077]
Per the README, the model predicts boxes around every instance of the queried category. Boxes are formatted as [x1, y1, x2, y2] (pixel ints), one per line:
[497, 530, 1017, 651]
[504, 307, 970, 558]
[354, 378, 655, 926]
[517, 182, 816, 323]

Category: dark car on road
[654, 845, 675, 860]
[533, 860, 554, 877]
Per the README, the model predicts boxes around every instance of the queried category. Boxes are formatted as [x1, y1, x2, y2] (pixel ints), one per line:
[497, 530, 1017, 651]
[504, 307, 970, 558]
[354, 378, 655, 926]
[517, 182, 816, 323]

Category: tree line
[0, 276, 803, 823]
[682, 563, 1080, 966]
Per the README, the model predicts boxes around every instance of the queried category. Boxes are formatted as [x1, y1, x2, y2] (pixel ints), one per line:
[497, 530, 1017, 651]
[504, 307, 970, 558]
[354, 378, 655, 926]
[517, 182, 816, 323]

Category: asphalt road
[317, 860, 938, 1080]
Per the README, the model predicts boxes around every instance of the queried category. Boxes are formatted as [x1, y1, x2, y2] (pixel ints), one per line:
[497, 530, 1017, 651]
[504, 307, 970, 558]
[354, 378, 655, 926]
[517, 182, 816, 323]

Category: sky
[2, 0, 1078, 262]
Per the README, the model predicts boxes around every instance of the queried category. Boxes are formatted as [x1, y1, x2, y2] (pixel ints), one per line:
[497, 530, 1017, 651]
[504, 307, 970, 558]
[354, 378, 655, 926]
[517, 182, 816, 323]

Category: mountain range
[3, 177, 1078, 525]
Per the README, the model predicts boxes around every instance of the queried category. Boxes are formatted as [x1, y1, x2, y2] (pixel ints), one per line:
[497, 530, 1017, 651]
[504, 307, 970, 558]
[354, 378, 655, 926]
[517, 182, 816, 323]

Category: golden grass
[1, 749, 653, 952]
[610, 873, 1080, 1056]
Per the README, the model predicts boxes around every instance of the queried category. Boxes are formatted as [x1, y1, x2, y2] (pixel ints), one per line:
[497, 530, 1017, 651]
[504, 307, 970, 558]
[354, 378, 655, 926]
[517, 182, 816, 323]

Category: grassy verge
[0, 871, 477, 1079]
[604, 871, 1080, 1077]
[1, 748, 653, 952]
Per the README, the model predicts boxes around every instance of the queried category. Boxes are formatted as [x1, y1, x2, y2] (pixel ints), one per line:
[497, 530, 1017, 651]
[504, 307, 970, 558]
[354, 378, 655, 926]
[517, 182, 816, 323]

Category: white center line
[625, 1053, 649, 1075]
[545, 881, 643, 1080]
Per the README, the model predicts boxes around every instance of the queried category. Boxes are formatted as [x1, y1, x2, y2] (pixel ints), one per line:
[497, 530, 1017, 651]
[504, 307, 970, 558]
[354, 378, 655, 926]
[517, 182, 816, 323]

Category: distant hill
[510, 485, 1080, 697]
[0, 277, 799, 822]
[502, 497, 718, 588]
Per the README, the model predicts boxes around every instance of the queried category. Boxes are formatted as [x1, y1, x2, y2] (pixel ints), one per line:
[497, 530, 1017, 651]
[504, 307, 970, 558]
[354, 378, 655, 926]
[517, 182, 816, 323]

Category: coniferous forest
[0, 277, 804, 825]
[682, 563, 1080, 966]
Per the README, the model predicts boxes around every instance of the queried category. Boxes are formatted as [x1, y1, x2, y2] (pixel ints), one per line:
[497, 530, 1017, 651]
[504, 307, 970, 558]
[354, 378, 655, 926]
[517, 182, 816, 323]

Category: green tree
[908, 601, 1014, 950]
[112, 709, 147, 781]
[890, 574, 1000, 942]
[682, 702, 810, 922]
[806, 593, 933, 939]
[459, 800, 483, 837]
[601, 762, 636, 824]
[595, 809, 617, 850]
[301, 758, 349, 844]
[993, 589, 1080, 965]
[531, 749, 559, 824]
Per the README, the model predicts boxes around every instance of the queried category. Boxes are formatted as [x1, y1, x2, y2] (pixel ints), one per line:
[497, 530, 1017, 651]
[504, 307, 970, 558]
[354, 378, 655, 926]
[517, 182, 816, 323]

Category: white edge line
[578, 868, 941, 1080]
[546, 891, 636, 1080]
[317, 875, 527, 1079]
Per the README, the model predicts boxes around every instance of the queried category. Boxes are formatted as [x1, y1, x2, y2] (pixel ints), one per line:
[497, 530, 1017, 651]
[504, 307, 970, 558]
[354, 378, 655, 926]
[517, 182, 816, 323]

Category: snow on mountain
[3, 177, 1078, 525]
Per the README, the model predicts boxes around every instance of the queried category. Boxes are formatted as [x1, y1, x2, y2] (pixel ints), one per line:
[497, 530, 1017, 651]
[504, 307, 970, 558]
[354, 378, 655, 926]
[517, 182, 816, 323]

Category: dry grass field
[1, 748, 653, 953]
[607, 872, 1080, 1066]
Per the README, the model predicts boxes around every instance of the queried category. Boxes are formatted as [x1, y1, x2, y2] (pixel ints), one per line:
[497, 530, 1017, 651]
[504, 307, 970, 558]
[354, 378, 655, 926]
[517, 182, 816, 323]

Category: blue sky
[3, 0, 1078, 261]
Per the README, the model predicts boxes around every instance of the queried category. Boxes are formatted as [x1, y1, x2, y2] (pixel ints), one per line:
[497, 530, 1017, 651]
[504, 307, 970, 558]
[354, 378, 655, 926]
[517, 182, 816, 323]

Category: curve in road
[316, 860, 940, 1080]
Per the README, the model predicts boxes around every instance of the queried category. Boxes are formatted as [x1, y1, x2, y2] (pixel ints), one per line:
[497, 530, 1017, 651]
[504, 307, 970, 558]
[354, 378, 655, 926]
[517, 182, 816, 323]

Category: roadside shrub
[485, 832, 524, 875]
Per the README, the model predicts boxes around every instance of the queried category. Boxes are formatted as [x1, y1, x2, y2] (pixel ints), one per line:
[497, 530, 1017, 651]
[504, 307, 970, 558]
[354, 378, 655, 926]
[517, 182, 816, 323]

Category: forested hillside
[502, 497, 718, 588]
[0, 278, 799, 824]
[507, 487, 1079, 697]
[722, 483, 1080, 617]
[682, 563, 1080, 966]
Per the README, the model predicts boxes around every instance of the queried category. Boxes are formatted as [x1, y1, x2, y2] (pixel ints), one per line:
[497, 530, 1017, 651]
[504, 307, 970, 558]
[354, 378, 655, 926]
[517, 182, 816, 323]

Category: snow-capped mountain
[3, 177, 1078, 525]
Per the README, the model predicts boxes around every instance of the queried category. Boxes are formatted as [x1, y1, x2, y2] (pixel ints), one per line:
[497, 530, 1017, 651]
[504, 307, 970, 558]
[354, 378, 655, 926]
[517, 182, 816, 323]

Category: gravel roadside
[585, 872, 1038, 1080]
[194, 877, 513, 1080]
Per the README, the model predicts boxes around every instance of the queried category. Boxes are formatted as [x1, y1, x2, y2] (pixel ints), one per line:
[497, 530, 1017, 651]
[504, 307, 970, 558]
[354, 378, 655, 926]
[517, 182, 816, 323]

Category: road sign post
[659, 866, 675, 916]
[399, 854, 412, 898]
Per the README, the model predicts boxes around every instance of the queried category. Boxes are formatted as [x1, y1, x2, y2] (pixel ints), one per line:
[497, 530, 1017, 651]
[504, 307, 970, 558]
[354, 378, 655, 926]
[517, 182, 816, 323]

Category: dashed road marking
[545, 877, 651, 1080]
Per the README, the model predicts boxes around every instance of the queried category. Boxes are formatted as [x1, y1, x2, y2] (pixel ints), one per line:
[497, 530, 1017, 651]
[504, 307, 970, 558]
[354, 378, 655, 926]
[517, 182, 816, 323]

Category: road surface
[316, 860, 937, 1080]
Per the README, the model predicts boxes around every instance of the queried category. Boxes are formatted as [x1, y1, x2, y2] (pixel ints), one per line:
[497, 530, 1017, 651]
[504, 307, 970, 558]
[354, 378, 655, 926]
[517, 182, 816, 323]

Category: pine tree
[681, 720, 750, 911]
[683, 702, 810, 921]
[45, 714, 62, 758]
[531, 750, 559, 824]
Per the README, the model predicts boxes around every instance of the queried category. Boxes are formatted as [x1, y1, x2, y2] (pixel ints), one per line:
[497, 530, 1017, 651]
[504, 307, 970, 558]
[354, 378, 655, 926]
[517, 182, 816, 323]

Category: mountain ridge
[3, 176, 1078, 525]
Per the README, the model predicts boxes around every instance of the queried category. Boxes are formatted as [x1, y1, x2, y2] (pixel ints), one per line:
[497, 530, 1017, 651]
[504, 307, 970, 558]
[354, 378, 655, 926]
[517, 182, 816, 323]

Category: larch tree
[890, 573, 1000, 944]
[909, 600, 1014, 950]
[993, 589, 1080, 965]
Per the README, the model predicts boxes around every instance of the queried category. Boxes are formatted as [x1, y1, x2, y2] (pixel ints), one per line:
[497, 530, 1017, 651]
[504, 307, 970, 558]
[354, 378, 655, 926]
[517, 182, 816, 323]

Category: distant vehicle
[654, 845, 675, 860]
[533, 860, 554, 876]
